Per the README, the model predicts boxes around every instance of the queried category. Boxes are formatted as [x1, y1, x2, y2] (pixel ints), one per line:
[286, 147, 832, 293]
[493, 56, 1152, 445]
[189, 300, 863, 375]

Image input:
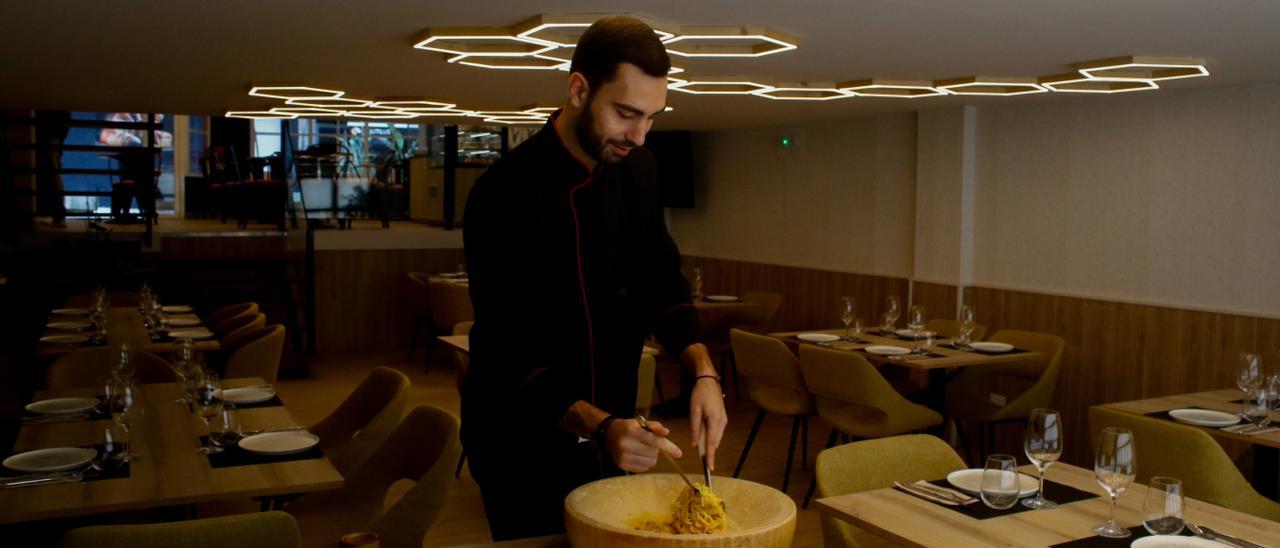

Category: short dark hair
[569, 15, 671, 91]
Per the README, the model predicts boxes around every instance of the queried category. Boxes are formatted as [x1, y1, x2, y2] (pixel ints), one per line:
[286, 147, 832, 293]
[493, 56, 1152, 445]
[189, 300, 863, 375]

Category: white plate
[796, 333, 841, 343]
[1129, 537, 1222, 548]
[1168, 408, 1241, 428]
[40, 334, 89, 345]
[47, 321, 91, 331]
[167, 329, 214, 340]
[238, 431, 320, 455]
[3, 447, 97, 473]
[25, 397, 98, 415]
[51, 308, 90, 316]
[218, 386, 276, 405]
[704, 295, 740, 302]
[969, 342, 1014, 353]
[164, 318, 202, 327]
[945, 469, 1040, 497]
[864, 345, 911, 356]
[161, 305, 194, 313]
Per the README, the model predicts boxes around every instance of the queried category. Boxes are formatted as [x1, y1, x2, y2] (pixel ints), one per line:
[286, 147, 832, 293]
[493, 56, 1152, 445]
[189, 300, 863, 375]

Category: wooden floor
[195, 349, 901, 547]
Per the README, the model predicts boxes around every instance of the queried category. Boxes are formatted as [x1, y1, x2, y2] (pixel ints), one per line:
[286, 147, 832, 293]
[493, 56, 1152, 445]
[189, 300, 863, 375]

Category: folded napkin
[1221, 424, 1280, 436]
[893, 480, 976, 506]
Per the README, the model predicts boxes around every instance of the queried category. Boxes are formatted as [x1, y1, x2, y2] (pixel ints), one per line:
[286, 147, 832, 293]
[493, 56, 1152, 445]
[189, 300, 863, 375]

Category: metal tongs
[636, 415, 698, 492]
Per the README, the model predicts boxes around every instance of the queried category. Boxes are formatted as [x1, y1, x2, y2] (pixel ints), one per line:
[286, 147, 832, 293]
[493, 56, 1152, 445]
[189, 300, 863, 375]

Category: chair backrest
[221, 313, 266, 352]
[312, 405, 461, 548]
[428, 279, 473, 332]
[923, 319, 987, 342]
[310, 367, 411, 475]
[730, 329, 813, 415]
[634, 353, 657, 417]
[738, 291, 784, 331]
[47, 348, 176, 391]
[798, 345, 924, 435]
[224, 325, 286, 384]
[207, 302, 258, 328]
[211, 306, 260, 339]
[60, 510, 300, 548]
[987, 329, 1066, 420]
[406, 272, 432, 320]
[815, 435, 966, 548]
[1088, 406, 1280, 521]
[451, 321, 473, 393]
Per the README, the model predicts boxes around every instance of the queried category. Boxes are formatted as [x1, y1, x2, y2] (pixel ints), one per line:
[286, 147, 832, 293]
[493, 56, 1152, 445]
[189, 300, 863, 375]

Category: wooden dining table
[815, 462, 1280, 547]
[1100, 388, 1280, 499]
[38, 305, 221, 359]
[0, 377, 342, 524]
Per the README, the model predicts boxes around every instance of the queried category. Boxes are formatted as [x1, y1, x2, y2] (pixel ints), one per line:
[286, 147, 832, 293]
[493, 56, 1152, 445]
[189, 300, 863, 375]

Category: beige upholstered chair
[730, 329, 816, 494]
[923, 319, 987, 342]
[816, 435, 966, 547]
[207, 302, 258, 329]
[427, 279, 473, 373]
[708, 291, 784, 399]
[311, 367, 411, 475]
[211, 306, 260, 339]
[1089, 406, 1280, 521]
[60, 511, 300, 548]
[944, 329, 1065, 460]
[224, 325, 285, 384]
[799, 344, 943, 506]
[47, 348, 176, 390]
[221, 313, 266, 352]
[286, 405, 462, 548]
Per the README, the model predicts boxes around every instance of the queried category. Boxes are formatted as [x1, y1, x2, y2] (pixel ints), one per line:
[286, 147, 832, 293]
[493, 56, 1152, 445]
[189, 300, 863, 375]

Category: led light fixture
[936, 76, 1048, 96]
[663, 26, 798, 58]
[1075, 56, 1208, 82]
[225, 110, 298, 120]
[285, 97, 373, 108]
[249, 86, 345, 100]
[751, 84, 853, 101]
[669, 77, 775, 95]
[1039, 73, 1158, 94]
[413, 27, 554, 56]
[838, 79, 948, 98]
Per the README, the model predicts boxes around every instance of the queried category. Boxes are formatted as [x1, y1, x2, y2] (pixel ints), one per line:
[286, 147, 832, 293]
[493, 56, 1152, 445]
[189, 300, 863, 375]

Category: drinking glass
[840, 297, 856, 339]
[1242, 387, 1272, 427]
[1023, 408, 1062, 509]
[958, 305, 977, 346]
[1268, 369, 1280, 410]
[93, 422, 128, 472]
[1238, 353, 1263, 398]
[113, 342, 135, 381]
[907, 305, 925, 337]
[980, 454, 1020, 510]
[880, 313, 893, 334]
[885, 296, 901, 331]
[107, 378, 140, 462]
[1093, 427, 1136, 538]
[1142, 477, 1184, 535]
[208, 405, 243, 452]
[916, 331, 936, 356]
[691, 267, 704, 299]
[195, 373, 225, 454]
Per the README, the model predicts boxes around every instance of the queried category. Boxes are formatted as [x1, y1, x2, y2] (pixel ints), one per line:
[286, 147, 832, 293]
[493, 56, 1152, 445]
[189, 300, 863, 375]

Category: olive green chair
[311, 366, 411, 475]
[815, 435, 966, 548]
[59, 511, 299, 548]
[944, 329, 1065, 461]
[730, 329, 816, 495]
[1088, 406, 1280, 521]
[286, 405, 462, 548]
[798, 345, 943, 506]
[923, 319, 986, 342]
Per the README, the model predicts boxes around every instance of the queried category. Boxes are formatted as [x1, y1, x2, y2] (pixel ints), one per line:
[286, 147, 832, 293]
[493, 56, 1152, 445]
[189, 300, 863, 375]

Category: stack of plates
[3, 447, 97, 473]
[238, 431, 319, 455]
[969, 342, 1014, 353]
[164, 318, 202, 328]
[795, 333, 841, 343]
[40, 334, 89, 345]
[168, 329, 214, 340]
[218, 386, 276, 405]
[864, 345, 911, 356]
[25, 397, 98, 415]
[46, 321, 92, 331]
[1167, 408, 1240, 428]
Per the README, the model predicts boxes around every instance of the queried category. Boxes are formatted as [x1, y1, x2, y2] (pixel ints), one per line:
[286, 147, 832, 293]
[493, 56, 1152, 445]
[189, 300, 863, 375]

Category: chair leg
[733, 409, 767, 478]
[455, 449, 467, 478]
[803, 428, 841, 509]
[800, 416, 809, 471]
[728, 352, 741, 400]
[782, 416, 801, 494]
[406, 318, 421, 362]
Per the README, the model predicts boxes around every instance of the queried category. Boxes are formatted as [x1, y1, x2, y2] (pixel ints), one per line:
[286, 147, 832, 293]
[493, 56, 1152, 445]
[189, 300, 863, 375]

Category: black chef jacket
[461, 112, 701, 540]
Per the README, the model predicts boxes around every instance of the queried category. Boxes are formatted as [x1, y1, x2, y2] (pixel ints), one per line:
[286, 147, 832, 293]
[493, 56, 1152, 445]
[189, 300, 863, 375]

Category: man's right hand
[604, 418, 683, 473]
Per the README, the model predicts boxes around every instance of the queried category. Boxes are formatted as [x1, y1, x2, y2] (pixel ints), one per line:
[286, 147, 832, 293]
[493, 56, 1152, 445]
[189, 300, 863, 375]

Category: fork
[1187, 523, 1265, 548]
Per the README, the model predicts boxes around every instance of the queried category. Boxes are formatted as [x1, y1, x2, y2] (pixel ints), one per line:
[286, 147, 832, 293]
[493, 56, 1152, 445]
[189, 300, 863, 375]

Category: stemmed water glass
[113, 342, 135, 381]
[957, 305, 977, 347]
[980, 454, 1020, 510]
[195, 372, 225, 454]
[106, 377, 141, 462]
[840, 297, 858, 341]
[93, 422, 128, 472]
[208, 405, 243, 453]
[1238, 353, 1263, 400]
[1242, 387, 1272, 428]
[1023, 408, 1062, 509]
[690, 267, 704, 299]
[907, 305, 926, 352]
[1142, 477, 1184, 535]
[1093, 427, 1136, 539]
[884, 296, 901, 333]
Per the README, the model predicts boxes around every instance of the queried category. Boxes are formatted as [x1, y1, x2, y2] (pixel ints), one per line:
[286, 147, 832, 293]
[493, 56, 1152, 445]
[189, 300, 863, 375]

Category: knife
[0, 471, 84, 489]
[1188, 523, 1265, 548]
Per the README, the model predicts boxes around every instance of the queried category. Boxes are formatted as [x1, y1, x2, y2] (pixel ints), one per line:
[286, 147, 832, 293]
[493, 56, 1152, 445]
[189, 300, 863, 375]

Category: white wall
[972, 83, 1280, 318]
[667, 113, 918, 278]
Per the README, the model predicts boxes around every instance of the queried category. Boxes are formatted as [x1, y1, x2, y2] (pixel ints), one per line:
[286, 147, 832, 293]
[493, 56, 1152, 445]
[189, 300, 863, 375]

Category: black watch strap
[593, 415, 619, 442]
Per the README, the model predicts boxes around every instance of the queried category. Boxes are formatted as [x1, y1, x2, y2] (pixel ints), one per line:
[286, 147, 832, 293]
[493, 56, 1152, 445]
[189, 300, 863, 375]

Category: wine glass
[113, 342, 135, 381]
[958, 305, 977, 347]
[980, 454, 1020, 510]
[1093, 427, 1136, 538]
[885, 296, 901, 332]
[208, 405, 243, 452]
[907, 305, 925, 337]
[1242, 387, 1272, 427]
[840, 297, 856, 340]
[1142, 477, 1184, 535]
[1238, 353, 1263, 398]
[93, 422, 128, 472]
[1023, 408, 1062, 509]
[691, 267, 704, 299]
[107, 378, 140, 462]
[880, 313, 893, 335]
[195, 372, 225, 454]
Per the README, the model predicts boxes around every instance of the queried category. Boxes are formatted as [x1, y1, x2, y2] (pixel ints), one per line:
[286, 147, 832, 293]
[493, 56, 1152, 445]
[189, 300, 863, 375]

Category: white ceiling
[2, 0, 1277, 130]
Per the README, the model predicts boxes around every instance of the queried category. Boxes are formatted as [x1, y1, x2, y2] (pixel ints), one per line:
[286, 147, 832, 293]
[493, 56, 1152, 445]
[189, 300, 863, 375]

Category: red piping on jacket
[551, 109, 599, 406]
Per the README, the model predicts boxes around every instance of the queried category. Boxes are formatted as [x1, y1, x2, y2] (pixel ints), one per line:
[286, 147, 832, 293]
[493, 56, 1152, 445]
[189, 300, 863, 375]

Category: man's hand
[604, 418, 683, 473]
[690, 375, 728, 471]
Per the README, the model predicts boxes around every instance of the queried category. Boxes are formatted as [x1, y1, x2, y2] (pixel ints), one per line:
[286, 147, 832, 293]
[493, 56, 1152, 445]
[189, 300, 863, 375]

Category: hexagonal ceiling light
[1075, 56, 1208, 82]
[1038, 73, 1159, 94]
[662, 26, 798, 58]
[669, 76, 775, 95]
[248, 86, 345, 100]
[512, 14, 677, 48]
[750, 83, 853, 101]
[838, 79, 948, 99]
[936, 76, 1049, 96]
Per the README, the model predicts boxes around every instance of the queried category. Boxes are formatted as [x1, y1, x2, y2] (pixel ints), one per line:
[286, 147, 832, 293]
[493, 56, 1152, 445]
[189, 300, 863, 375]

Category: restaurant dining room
[2, 1, 1279, 547]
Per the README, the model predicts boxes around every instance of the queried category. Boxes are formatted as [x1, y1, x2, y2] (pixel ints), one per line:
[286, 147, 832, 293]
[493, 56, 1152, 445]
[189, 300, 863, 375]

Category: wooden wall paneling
[1140, 306, 1184, 398]
[910, 281, 958, 322]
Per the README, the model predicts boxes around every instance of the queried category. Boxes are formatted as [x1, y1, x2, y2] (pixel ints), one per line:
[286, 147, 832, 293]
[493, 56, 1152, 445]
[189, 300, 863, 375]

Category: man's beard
[574, 93, 631, 164]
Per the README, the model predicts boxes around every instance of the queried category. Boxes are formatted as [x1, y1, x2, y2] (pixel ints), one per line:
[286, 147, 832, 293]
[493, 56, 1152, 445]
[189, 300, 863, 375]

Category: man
[462, 15, 729, 541]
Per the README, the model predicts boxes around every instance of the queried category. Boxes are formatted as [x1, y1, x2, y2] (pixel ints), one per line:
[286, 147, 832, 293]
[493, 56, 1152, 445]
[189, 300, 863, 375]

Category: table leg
[925, 368, 948, 436]
[1253, 445, 1278, 500]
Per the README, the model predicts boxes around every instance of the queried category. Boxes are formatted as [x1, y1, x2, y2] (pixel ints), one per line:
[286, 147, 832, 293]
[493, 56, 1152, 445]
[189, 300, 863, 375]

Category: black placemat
[201, 437, 324, 469]
[944, 343, 1029, 356]
[21, 397, 111, 423]
[2, 444, 132, 483]
[1051, 526, 1193, 547]
[918, 478, 1100, 520]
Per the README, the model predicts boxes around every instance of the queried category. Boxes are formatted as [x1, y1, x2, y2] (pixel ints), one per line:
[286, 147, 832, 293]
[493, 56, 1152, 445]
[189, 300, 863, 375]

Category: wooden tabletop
[1100, 388, 1280, 449]
[769, 328, 1042, 371]
[815, 462, 1280, 547]
[38, 306, 221, 359]
[0, 378, 342, 524]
